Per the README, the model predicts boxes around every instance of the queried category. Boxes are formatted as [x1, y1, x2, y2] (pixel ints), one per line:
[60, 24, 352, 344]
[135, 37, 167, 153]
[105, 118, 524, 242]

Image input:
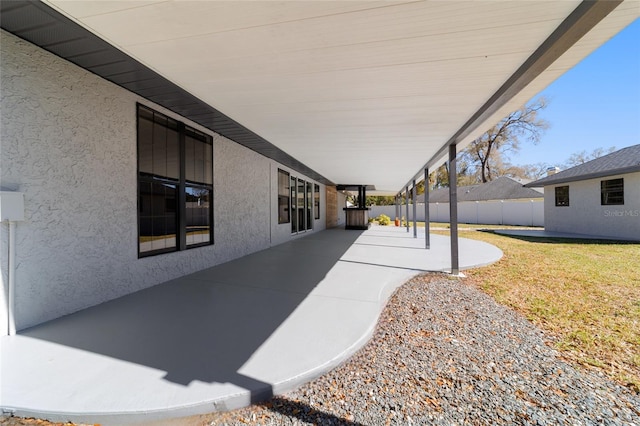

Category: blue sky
[511, 18, 640, 168]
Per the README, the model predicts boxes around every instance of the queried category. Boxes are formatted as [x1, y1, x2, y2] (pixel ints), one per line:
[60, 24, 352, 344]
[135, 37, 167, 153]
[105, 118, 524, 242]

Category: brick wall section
[326, 186, 338, 228]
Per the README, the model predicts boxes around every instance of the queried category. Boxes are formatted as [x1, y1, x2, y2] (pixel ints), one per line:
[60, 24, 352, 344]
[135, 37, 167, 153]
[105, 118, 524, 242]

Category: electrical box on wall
[0, 191, 25, 222]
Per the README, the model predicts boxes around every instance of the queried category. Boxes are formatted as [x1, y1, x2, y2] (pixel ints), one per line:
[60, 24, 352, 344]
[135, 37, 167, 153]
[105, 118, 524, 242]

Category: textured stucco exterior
[543, 172, 640, 240]
[0, 30, 325, 330]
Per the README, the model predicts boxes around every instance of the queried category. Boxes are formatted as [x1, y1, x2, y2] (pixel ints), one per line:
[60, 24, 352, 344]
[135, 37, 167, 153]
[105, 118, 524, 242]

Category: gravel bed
[202, 274, 639, 426]
[3, 274, 638, 426]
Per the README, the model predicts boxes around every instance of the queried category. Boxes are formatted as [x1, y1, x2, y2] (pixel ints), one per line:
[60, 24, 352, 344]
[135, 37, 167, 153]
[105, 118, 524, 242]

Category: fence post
[531, 199, 534, 227]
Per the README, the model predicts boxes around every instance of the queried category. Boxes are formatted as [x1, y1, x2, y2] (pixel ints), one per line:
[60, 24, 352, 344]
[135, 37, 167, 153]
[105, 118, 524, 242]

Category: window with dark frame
[138, 104, 213, 257]
[290, 175, 297, 234]
[314, 184, 320, 220]
[278, 169, 290, 224]
[601, 178, 624, 205]
[555, 186, 569, 207]
[306, 181, 313, 230]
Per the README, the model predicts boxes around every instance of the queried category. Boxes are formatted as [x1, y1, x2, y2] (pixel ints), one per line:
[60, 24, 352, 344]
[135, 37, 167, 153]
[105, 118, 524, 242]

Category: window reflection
[186, 186, 211, 246]
[601, 178, 624, 205]
[278, 169, 290, 224]
[314, 184, 320, 220]
[139, 181, 177, 253]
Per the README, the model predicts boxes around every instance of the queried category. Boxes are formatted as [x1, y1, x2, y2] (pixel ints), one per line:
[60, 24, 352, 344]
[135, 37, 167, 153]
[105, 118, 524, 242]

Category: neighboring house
[427, 177, 544, 226]
[422, 176, 543, 203]
[526, 144, 640, 240]
[373, 177, 544, 226]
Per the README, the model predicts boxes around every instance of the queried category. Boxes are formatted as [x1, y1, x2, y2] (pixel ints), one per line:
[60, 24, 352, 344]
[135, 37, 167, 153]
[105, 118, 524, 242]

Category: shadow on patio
[1, 226, 502, 425]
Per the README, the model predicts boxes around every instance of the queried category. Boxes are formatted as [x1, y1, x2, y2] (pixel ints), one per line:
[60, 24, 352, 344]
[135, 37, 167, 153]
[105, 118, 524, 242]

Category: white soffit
[45, 1, 639, 193]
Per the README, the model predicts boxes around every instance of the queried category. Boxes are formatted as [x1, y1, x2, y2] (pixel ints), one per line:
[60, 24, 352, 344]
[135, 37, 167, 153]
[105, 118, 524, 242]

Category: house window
[138, 104, 213, 257]
[278, 169, 290, 224]
[306, 181, 313, 230]
[314, 184, 320, 220]
[555, 186, 569, 206]
[601, 178, 624, 205]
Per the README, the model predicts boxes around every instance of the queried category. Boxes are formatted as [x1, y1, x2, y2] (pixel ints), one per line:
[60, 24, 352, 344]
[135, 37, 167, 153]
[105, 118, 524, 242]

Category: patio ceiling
[9, 1, 640, 193]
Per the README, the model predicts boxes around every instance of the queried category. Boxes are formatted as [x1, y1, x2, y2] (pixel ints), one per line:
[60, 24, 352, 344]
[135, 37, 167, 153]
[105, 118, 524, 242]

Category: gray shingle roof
[525, 144, 640, 187]
[418, 176, 543, 203]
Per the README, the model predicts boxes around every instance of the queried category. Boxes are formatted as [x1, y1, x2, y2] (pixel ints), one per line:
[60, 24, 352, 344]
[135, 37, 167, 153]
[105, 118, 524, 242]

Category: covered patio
[1, 226, 501, 425]
[1, 1, 638, 424]
[1, 0, 635, 284]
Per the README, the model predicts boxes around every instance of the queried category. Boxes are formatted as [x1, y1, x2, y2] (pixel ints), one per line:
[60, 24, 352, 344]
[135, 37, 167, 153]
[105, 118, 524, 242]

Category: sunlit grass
[435, 229, 640, 392]
[394, 221, 543, 230]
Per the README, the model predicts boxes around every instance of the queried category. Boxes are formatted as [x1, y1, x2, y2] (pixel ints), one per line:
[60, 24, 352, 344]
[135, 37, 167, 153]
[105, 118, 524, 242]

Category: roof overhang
[1, 1, 638, 193]
[525, 165, 640, 187]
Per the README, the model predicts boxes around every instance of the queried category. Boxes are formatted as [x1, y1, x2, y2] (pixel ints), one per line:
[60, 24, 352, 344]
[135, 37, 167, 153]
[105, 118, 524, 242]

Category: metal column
[449, 145, 460, 275]
[405, 186, 409, 232]
[412, 179, 417, 238]
[424, 168, 430, 249]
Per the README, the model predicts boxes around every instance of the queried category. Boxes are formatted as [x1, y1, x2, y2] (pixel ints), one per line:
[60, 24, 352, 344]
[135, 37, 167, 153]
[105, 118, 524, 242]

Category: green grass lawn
[433, 228, 640, 392]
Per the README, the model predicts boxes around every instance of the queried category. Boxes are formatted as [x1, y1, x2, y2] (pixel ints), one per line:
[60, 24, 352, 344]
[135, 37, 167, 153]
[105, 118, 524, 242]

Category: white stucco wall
[544, 172, 640, 240]
[0, 30, 325, 330]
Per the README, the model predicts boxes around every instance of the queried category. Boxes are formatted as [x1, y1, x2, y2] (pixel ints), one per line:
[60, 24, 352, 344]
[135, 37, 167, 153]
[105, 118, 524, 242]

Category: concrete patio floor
[0, 226, 502, 425]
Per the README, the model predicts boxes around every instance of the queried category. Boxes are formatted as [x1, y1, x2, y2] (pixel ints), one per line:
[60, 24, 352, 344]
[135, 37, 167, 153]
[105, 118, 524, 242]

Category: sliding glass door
[288, 176, 317, 234]
[291, 175, 298, 234]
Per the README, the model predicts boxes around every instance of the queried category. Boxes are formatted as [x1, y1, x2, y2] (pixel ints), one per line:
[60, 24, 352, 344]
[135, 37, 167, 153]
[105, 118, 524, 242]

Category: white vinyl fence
[370, 199, 544, 227]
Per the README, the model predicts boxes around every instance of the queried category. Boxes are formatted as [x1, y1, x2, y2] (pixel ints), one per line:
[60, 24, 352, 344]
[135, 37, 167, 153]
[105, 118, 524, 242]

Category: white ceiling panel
[45, 0, 639, 192]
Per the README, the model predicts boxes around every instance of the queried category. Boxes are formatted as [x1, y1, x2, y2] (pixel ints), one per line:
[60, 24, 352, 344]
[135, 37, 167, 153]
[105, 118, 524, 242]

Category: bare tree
[427, 158, 475, 190]
[564, 146, 616, 168]
[462, 97, 549, 182]
[518, 162, 552, 180]
[427, 163, 450, 189]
